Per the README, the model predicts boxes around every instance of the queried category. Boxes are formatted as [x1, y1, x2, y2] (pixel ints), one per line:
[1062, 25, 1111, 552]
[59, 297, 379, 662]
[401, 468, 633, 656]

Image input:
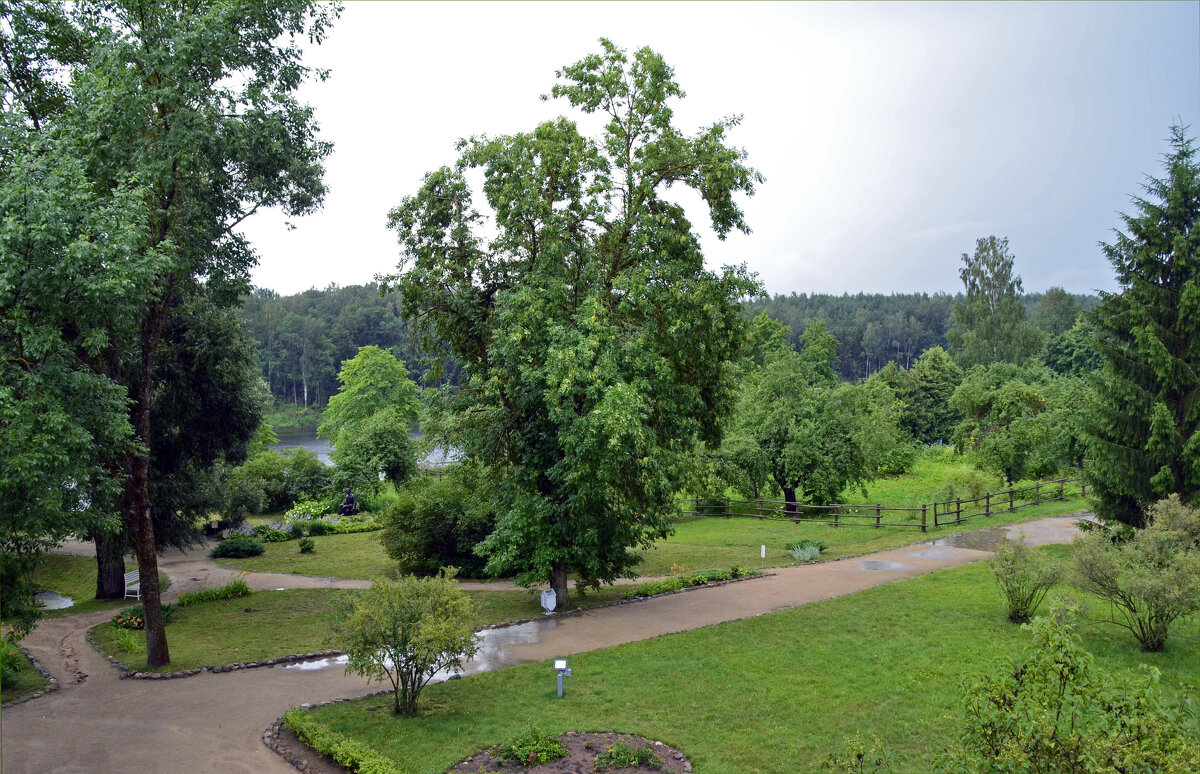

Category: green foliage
[176, 576, 251, 607]
[988, 540, 1062, 623]
[112, 627, 145, 654]
[0, 643, 27, 687]
[330, 570, 478, 715]
[730, 326, 900, 508]
[386, 40, 760, 607]
[298, 537, 316, 554]
[226, 448, 332, 519]
[493, 727, 568, 767]
[825, 734, 903, 774]
[210, 536, 266, 559]
[1073, 496, 1200, 651]
[379, 469, 495, 576]
[112, 604, 175, 631]
[622, 568, 742, 599]
[1085, 125, 1200, 528]
[948, 236, 1043, 367]
[903, 346, 964, 444]
[787, 538, 828, 562]
[595, 740, 662, 771]
[284, 708, 405, 774]
[1040, 316, 1103, 376]
[936, 608, 1200, 773]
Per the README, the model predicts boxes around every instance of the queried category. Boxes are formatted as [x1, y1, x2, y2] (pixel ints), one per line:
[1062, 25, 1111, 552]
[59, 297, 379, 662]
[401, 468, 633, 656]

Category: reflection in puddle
[932, 527, 1013, 552]
[281, 619, 557, 680]
[35, 590, 74, 610]
[908, 548, 955, 559]
[859, 560, 909, 572]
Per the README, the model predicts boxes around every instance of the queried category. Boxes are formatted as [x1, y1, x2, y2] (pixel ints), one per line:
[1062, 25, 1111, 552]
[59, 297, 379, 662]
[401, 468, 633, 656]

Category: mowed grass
[88, 584, 632, 673]
[306, 546, 1200, 774]
[28, 554, 168, 618]
[214, 531, 398, 579]
[1, 648, 49, 704]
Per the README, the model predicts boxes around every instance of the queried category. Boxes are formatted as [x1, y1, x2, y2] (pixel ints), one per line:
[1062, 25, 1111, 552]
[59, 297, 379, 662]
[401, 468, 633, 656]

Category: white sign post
[761, 544, 765, 571]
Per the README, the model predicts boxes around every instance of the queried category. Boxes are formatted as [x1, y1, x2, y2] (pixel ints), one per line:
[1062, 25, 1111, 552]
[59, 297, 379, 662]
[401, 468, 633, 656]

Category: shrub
[875, 442, 918, 477]
[936, 607, 1200, 772]
[112, 627, 144, 654]
[493, 727, 568, 767]
[623, 568, 745, 599]
[284, 708, 404, 774]
[989, 540, 1061, 623]
[305, 519, 331, 536]
[1, 645, 24, 687]
[379, 471, 495, 576]
[786, 538, 827, 562]
[1073, 495, 1200, 651]
[285, 498, 333, 521]
[253, 521, 295, 543]
[112, 603, 175, 630]
[298, 537, 316, 554]
[595, 740, 662, 770]
[210, 536, 265, 559]
[825, 733, 903, 773]
[177, 574, 252, 606]
[330, 569, 477, 715]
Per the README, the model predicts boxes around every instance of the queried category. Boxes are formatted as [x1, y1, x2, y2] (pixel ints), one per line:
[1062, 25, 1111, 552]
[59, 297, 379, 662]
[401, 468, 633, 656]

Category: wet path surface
[3, 514, 1089, 774]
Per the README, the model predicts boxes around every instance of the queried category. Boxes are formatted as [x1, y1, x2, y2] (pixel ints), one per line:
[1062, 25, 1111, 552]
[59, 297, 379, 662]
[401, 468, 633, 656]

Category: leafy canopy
[384, 40, 761, 605]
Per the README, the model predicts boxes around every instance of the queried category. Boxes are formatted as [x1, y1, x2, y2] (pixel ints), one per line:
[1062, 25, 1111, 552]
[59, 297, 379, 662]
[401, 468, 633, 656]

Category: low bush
[786, 538, 827, 562]
[305, 519, 331, 536]
[0, 644, 24, 687]
[284, 708, 403, 774]
[623, 568, 745, 600]
[493, 727, 568, 767]
[298, 537, 316, 554]
[989, 541, 1061, 623]
[177, 574, 252, 607]
[826, 733, 903, 773]
[595, 740, 662, 771]
[253, 521, 295, 543]
[210, 536, 265, 559]
[112, 603, 175, 630]
[112, 627, 144, 654]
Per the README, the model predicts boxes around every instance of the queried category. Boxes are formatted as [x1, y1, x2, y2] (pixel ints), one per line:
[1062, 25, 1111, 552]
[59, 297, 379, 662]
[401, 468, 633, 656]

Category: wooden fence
[677, 477, 1087, 533]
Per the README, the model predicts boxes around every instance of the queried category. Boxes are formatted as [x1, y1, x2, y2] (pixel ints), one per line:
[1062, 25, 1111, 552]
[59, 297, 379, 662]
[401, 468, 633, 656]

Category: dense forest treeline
[243, 285, 1100, 400]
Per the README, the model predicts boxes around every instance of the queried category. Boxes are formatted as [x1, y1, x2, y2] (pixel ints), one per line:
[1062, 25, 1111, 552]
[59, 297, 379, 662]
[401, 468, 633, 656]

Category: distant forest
[242, 284, 1100, 406]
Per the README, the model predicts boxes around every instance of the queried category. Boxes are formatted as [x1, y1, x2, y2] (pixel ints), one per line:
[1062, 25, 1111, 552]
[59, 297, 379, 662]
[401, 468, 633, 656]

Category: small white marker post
[761, 544, 765, 571]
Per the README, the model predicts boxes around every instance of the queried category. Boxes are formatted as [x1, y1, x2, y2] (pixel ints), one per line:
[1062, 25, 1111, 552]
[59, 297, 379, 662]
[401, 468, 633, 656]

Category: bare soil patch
[450, 731, 692, 774]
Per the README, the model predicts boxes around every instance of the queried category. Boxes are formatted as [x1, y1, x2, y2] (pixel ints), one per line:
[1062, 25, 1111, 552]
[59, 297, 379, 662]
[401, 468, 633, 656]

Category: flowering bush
[112, 603, 175, 630]
[493, 727, 568, 767]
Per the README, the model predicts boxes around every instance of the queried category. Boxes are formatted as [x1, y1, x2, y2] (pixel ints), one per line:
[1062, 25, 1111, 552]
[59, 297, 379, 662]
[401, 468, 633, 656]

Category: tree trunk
[782, 486, 798, 514]
[93, 531, 126, 600]
[550, 560, 569, 610]
[127, 339, 170, 667]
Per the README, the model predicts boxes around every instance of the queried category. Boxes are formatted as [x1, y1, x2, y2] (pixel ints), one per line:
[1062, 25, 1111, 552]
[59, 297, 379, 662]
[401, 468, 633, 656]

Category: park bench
[124, 569, 140, 600]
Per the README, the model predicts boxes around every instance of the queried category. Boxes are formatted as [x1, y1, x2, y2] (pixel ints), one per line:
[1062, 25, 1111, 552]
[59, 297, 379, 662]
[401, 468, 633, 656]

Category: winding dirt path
[2, 515, 1087, 774]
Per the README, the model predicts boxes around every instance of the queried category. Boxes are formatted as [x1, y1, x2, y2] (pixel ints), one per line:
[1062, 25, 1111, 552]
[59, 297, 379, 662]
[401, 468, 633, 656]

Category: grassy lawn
[216, 497, 1086, 582]
[28, 554, 170, 619]
[1, 647, 49, 704]
[88, 584, 632, 673]
[304, 546, 1200, 774]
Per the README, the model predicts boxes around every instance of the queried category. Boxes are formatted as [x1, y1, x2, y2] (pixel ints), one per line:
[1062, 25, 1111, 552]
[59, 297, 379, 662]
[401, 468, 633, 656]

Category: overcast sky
[242, 1, 1200, 299]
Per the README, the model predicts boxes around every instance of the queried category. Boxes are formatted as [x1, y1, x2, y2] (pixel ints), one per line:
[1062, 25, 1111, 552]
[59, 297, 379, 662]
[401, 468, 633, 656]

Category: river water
[269, 426, 457, 467]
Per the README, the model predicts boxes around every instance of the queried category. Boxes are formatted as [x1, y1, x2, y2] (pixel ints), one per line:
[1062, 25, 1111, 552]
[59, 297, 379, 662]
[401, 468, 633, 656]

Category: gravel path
[1, 514, 1088, 774]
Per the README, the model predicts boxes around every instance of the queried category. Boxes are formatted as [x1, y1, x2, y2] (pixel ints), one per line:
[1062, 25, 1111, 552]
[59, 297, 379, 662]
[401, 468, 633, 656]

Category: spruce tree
[1085, 125, 1200, 527]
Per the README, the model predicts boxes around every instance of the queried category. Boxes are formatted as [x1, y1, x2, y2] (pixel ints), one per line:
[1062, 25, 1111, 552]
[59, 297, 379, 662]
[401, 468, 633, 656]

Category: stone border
[264, 690, 394, 773]
[1, 638, 60, 705]
[1, 644, 61, 708]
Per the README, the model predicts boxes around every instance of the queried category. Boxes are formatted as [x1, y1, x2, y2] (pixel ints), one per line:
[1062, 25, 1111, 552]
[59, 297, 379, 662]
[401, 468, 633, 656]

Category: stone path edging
[1, 644, 61, 708]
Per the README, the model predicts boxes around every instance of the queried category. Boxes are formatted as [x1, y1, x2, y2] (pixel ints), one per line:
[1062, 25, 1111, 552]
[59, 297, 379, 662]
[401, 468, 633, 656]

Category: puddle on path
[281, 619, 556, 679]
[931, 527, 1013, 552]
[35, 590, 74, 610]
[908, 547, 956, 560]
[859, 560, 909, 572]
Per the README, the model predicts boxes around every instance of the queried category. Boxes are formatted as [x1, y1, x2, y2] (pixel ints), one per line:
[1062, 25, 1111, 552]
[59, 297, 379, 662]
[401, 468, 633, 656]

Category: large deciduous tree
[385, 40, 760, 606]
[2, 1, 337, 664]
[948, 236, 1042, 367]
[1085, 126, 1200, 528]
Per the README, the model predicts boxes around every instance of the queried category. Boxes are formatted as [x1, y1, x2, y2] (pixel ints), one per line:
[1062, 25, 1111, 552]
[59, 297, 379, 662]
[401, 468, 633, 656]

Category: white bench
[124, 569, 140, 600]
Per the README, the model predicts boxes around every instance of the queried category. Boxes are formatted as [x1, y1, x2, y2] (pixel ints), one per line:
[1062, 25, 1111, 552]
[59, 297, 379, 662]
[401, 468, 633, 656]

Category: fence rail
[677, 477, 1087, 533]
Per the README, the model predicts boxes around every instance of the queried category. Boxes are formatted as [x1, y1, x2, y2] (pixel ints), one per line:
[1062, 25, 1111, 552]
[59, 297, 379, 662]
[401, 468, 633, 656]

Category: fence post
[833, 506, 839, 528]
[1059, 479, 1065, 500]
[875, 504, 881, 528]
[1081, 479, 1087, 496]
[933, 501, 938, 528]
[921, 504, 927, 533]
[1009, 489, 1014, 511]
[985, 492, 991, 517]
[1034, 483, 1041, 506]
[955, 498, 961, 523]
